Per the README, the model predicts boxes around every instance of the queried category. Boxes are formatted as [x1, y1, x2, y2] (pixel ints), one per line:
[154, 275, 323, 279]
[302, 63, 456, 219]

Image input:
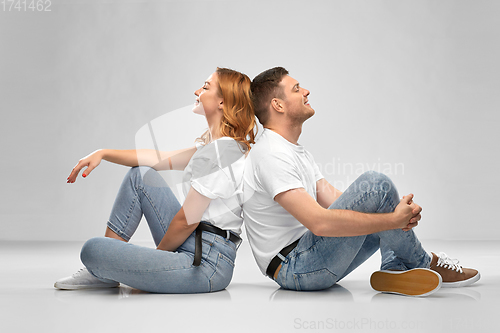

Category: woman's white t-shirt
[181, 137, 247, 235]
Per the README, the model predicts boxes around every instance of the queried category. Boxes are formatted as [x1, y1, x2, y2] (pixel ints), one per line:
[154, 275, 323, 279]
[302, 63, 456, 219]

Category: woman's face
[193, 72, 223, 116]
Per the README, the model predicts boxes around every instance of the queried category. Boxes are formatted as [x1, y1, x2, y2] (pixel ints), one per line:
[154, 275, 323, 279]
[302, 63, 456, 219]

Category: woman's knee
[126, 166, 152, 182]
[80, 237, 108, 269]
[127, 166, 167, 188]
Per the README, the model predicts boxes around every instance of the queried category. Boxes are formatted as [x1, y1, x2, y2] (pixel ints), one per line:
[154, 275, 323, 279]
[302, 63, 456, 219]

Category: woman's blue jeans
[275, 171, 432, 291]
[80, 167, 237, 293]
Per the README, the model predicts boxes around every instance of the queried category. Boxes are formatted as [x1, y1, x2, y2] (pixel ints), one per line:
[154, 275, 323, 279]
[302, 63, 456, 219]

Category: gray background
[1, 0, 498, 242]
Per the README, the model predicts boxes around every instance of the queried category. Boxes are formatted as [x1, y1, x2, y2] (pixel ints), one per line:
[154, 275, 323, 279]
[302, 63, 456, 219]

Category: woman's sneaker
[370, 268, 442, 296]
[54, 268, 120, 290]
[429, 252, 480, 288]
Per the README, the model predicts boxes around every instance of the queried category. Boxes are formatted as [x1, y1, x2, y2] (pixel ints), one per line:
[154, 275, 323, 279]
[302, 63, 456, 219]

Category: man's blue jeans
[80, 167, 237, 293]
[275, 171, 431, 291]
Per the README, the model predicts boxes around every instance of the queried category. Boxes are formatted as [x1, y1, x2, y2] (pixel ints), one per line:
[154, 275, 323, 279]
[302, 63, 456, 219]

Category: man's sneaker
[54, 268, 120, 290]
[370, 268, 442, 296]
[429, 252, 480, 288]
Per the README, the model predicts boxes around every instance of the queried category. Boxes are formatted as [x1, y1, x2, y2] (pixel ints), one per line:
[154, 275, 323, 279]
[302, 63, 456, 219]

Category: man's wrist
[385, 212, 397, 230]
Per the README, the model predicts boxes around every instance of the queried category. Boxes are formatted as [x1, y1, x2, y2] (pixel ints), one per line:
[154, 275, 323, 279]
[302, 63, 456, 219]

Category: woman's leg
[80, 232, 237, 293]
[105, 166, 181, 245]
[81, 167, 238, 293]
[104, 226, 126, 241]
[55, 167, 183, 290]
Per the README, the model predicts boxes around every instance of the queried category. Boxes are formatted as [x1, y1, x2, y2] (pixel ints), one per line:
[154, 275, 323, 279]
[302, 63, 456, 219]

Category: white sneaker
[54, 268, 119, 290]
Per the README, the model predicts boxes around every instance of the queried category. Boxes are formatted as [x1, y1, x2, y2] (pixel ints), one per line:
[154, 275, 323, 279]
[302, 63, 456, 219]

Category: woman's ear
[218, 99, 224, 110]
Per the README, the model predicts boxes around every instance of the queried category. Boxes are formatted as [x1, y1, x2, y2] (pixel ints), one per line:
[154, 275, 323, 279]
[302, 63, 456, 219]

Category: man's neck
[265, 123, 302, 145]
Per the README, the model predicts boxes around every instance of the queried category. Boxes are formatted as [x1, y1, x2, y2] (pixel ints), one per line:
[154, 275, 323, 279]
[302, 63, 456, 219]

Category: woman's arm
[157, 187, 212, 251]
[141, 147, 197, 171]
[104, 147, 197, 170]
[67, 147, 197, 183]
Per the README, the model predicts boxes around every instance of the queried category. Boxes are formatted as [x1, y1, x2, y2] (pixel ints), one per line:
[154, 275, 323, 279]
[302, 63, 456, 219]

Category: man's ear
[271, 98, 284, 113]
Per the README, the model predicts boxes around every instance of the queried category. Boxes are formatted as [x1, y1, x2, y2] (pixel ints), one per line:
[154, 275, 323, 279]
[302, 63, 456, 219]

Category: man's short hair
[251, 67, 289, 125]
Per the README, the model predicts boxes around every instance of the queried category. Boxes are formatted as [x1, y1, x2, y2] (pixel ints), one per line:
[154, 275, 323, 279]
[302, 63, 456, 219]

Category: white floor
[0, 239, 497, 333]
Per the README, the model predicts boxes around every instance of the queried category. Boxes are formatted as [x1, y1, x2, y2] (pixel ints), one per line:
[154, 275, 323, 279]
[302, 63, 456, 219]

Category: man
[242, 67, 479, 296]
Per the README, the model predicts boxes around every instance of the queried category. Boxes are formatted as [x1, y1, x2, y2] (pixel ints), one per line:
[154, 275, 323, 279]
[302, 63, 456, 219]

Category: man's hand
[393, 194, 422, 231]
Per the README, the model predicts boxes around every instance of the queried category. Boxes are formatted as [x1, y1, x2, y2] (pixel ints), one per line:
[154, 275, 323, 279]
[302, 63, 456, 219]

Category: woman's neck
[206, 112, 223, 142]
[209, 126, 222, 141]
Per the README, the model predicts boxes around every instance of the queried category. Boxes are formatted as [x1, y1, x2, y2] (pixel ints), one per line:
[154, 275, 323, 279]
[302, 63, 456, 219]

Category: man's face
[279, 75, 315, 123]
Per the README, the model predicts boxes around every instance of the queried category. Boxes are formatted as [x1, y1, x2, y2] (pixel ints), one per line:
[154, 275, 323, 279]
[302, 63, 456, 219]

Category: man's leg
[332, 172, 478, 290]
[275, 171, 431, 291]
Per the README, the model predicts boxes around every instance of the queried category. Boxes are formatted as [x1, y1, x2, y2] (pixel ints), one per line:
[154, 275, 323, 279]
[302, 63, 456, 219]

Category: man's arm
[316, 178, 343, 208]
[275, 188, 421, 237]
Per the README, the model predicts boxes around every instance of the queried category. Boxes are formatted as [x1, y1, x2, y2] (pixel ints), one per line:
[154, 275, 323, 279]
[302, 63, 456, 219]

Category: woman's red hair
[197, 68, 256, 151]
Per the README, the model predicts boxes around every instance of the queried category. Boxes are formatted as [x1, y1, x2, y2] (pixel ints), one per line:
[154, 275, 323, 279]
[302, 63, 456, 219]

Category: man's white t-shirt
[243, 129, 324, 274]
[182, 137, 246, 235]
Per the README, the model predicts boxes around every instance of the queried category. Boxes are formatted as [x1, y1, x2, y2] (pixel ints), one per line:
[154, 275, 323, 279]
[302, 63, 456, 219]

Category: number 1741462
[2, 0, 52, 11]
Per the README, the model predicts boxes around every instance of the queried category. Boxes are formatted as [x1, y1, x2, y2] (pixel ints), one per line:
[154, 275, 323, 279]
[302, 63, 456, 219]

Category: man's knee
[358, 171, 397, 195]
[357, 170, 389, 186]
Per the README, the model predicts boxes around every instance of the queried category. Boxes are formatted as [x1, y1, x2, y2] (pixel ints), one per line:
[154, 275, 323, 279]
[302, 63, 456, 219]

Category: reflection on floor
[0, 240, 497, 332]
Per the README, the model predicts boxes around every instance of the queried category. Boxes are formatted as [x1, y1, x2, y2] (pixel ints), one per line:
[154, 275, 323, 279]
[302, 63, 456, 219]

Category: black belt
[266, 238, 300, 279]
[193, 222, 242, 266]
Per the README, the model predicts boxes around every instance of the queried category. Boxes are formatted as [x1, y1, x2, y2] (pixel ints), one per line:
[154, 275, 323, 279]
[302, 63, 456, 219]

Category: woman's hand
[392, 194, 422, 231]
[67, 150, 103, 183]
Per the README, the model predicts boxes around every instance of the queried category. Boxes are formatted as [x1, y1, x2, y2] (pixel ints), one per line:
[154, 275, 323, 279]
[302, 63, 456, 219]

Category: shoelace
[436, 252, 463, 273]
[72, 268, 86, 277]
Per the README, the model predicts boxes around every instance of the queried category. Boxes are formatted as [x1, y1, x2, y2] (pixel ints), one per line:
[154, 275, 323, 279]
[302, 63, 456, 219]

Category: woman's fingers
[67, 160, 86, 183]
[82, 163, 95, 178]
[67, 151, 103, 183]
[67, 167, 79, 183]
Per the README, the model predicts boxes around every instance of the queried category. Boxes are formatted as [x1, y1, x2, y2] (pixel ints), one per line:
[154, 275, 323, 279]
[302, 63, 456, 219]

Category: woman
[54, 67, 256, 293]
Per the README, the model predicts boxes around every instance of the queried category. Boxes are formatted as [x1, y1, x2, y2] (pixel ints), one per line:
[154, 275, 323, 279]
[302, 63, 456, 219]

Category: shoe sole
[442, 272, 481, 288]
[54, 282, 120, 290]
[370, 268, 442, 297]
